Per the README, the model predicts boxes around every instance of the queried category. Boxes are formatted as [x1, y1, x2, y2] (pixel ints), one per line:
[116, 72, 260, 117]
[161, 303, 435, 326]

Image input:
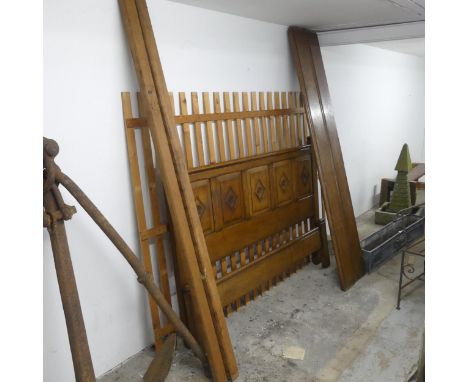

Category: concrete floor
[99, 198, 425, 382]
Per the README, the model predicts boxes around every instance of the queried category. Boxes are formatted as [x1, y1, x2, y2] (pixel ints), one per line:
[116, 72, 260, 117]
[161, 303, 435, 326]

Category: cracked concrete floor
[98, 201, 425, 382]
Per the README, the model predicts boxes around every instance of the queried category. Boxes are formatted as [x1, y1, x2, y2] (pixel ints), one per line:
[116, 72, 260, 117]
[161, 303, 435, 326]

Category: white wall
[321, 44, 425, 214]
[44, 0, 424, 380]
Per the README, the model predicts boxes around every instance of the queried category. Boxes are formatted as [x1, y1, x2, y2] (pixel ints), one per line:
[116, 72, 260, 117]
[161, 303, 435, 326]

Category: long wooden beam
[133, 1, 238, 379]
[118, 1, 230, 380]
[288, 27, 364, 290]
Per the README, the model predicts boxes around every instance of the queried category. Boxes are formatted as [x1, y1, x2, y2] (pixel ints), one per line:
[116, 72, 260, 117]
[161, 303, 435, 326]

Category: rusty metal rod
[44, 190, 96, 382]
[57, 171, 207, 366]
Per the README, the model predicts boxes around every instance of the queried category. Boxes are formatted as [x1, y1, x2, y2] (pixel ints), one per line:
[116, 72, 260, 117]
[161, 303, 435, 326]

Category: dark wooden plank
[288, 27, 363, 290]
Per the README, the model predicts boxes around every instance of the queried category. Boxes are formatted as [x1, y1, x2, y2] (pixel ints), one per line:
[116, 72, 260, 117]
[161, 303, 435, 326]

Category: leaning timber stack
[118, 0, 238, 381]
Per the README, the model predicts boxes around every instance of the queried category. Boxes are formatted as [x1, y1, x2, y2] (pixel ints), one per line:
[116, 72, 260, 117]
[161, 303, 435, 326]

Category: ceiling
[168, 0, 425, 31]
[367, 37, 424, 57]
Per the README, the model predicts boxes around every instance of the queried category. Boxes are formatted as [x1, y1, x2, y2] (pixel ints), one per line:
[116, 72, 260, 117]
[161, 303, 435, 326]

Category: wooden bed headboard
[122, 91, 330, 345]
[169, 91, 329, 315]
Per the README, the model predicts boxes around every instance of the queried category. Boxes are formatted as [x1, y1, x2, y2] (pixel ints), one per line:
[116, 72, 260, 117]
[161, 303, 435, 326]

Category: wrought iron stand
[396, 235, 425, 310]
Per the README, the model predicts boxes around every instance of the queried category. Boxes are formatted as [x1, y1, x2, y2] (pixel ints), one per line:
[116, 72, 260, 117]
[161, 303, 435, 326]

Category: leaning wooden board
[118, 0, 237, 380]
[134, 1, 238, 378]
[288, 27, 364, 290]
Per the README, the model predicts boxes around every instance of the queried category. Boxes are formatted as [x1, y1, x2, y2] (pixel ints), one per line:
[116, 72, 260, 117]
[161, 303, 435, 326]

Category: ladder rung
[140, 225, 167, 241]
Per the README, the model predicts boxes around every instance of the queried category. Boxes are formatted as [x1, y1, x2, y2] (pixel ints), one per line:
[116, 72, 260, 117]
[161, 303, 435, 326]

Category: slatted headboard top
[168, 91, 308, 168]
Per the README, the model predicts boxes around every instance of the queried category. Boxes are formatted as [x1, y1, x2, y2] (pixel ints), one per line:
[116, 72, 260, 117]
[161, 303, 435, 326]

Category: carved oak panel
[273, 160, 294, 207]
[244, 165, 271, 216]
[192, 179, 214, 234]
[214, 172, 244, 229]
[295, 155, 313, 198]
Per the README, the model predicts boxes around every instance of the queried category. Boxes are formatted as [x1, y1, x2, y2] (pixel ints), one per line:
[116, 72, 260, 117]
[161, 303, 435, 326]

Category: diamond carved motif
[195, 196, 205, 218]
[255, 180, 266, 201]
[300, 165, 310, 185]
[224, 187, 238, 210]
[279, 173, 289, 191]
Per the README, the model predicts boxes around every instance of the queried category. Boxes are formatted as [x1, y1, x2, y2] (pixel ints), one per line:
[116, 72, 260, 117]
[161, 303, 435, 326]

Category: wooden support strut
[118, 0, 238, 380]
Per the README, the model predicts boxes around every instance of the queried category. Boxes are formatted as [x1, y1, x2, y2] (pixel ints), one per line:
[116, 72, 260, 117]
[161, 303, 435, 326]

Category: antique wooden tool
[43, 141, 95, 382]
[43, 137, 207, 381]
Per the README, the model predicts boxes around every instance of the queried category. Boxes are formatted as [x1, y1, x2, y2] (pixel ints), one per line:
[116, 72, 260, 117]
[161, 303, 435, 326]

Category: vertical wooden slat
[296, 92, 303, 145]
[202, 92, 217, 164]
[276, 232, 281, 248]
[266, 92, 276, 151]
[239, 248, 247, 267]
[230, 252, 242, 309]
[233, 92, 245, 158]
[191, 92, 205, 167]
[230, 253, 238, 272]
[213, 92, 227, 162]
[179, 92, 194, 168]
[241, 92, 254, 156]
[259, 92, 269, 153]
[263, 236, 270, 253]
[249, 92, 262, 155]
[256, 241, 263, 260]
[302, 93, 308, 145]
[240, 248, 249, 304]
[289, 92, 298, 147]
[221, 258, 232, 315]
[221, 258, 228, 278]
[247, 244, 254, 264]
[248, 245, 257, 299]
[270, 236, 275, 251]
[274, 92, 282, 150]
[121, 92, 163, 348]
[169, 92, 175, 115]
[223, 92, 236, 160]
[256, 242, 266, 298]
[281, 92, 291, 148]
